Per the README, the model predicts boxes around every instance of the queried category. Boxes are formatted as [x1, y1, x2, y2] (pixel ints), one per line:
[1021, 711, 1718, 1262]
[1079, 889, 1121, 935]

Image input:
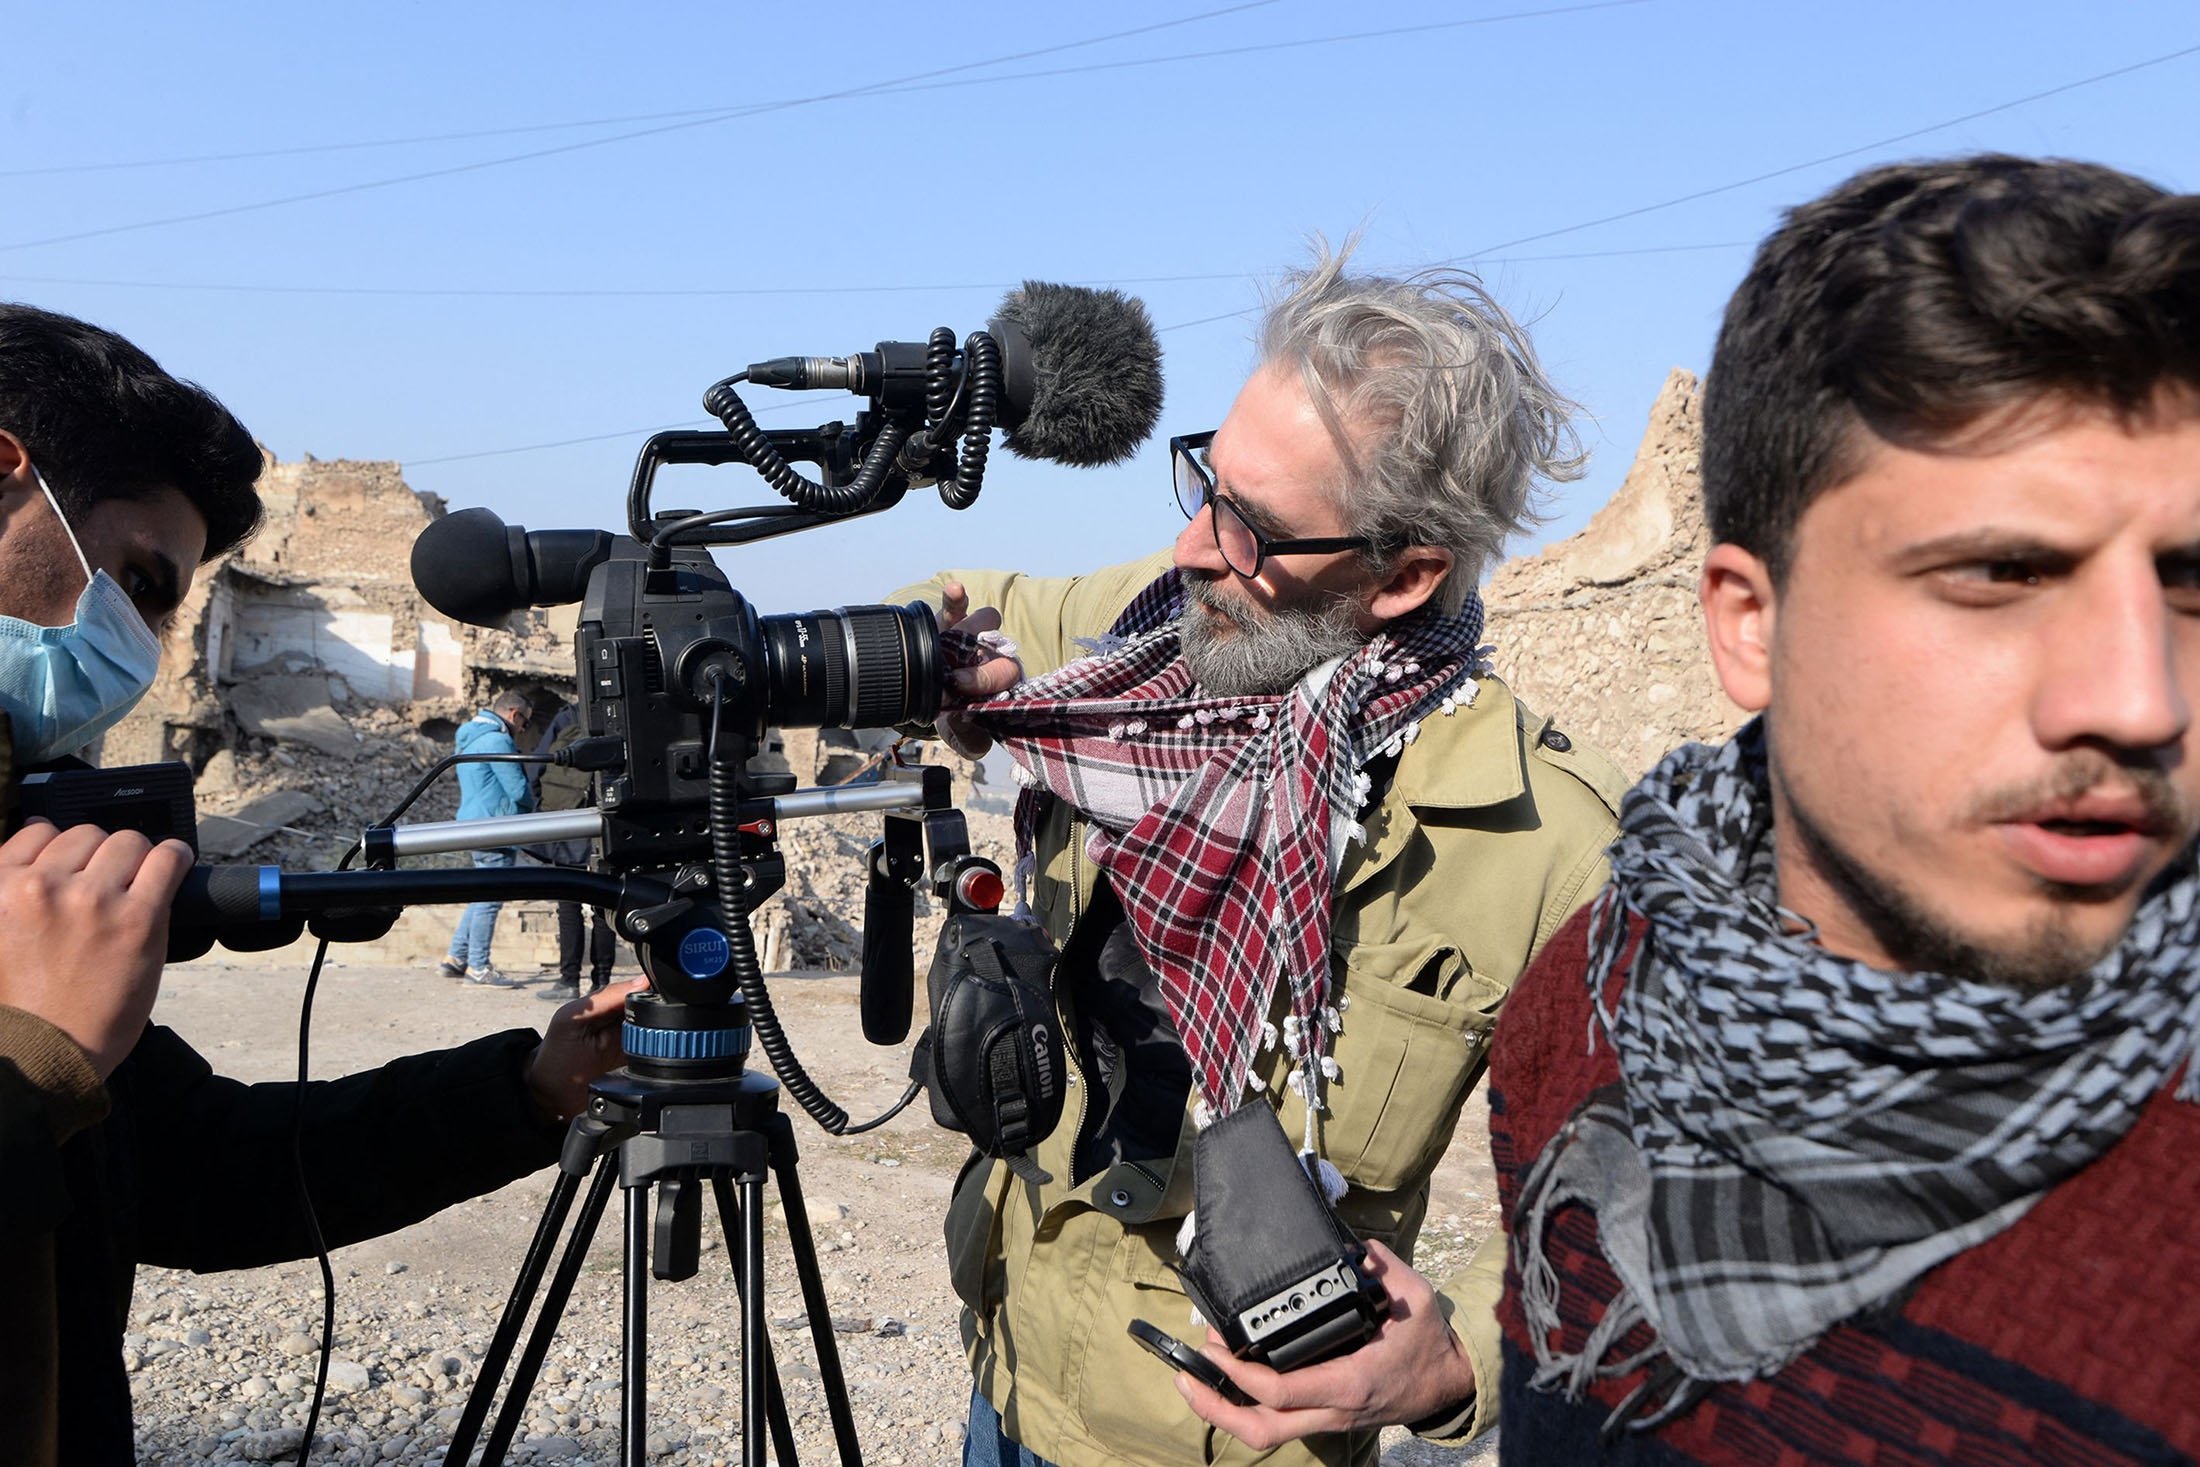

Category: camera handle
[861, 815, 1009, 1047]
[623, 427, 901, 551]
[861, 826, 920, 1046]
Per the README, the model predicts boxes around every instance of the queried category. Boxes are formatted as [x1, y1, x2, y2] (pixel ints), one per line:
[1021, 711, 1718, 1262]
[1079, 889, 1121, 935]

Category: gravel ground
[128, 952, 1497, 1466]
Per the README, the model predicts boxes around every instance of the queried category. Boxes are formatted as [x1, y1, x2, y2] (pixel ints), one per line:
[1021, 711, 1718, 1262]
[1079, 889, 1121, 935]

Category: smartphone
[1127, 1318, 1255, 1407]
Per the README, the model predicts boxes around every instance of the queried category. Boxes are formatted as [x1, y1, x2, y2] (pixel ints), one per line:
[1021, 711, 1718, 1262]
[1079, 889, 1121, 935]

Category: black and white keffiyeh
[1516, 720, 2200, 1396]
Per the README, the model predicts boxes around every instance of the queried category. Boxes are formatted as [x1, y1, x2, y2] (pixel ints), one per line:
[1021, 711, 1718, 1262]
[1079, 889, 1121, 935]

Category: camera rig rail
[170, 763, 992, 1024]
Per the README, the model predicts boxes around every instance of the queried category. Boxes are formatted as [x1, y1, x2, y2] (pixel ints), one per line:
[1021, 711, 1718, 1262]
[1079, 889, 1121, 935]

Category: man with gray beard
[892, 246, 1628, 1467]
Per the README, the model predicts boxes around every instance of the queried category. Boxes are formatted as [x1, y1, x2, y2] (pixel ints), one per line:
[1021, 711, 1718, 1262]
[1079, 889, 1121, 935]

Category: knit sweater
[1489, 905, 2200, 1465]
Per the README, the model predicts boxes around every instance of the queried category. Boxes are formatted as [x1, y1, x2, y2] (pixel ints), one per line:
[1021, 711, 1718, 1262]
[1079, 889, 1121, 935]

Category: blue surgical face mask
[0, 468, 162, 763]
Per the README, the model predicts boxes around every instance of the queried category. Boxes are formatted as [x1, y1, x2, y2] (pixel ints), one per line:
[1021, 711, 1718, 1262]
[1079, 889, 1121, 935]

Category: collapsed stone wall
[1483, 369, 1748, 779]
[104, 458, 581, 967]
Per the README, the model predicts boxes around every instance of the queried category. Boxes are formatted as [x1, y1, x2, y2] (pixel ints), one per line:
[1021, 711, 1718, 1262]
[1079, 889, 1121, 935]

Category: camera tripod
[442, 993, 865, 1467]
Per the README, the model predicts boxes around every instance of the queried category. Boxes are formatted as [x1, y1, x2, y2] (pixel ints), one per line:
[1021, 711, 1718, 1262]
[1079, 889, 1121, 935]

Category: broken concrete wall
[106, 456, 578, 969]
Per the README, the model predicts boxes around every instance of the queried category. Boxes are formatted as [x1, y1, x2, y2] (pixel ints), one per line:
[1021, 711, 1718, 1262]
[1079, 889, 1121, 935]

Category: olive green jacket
[895, 553, 1625, 1466]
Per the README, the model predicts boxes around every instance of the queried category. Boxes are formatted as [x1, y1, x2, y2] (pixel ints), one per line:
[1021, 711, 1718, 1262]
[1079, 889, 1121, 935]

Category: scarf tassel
[1517, 1118, 1662, 1405]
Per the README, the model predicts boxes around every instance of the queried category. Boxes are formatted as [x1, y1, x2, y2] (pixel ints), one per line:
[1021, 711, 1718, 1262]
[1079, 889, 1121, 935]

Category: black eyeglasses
[1170, 430, 1377, 578]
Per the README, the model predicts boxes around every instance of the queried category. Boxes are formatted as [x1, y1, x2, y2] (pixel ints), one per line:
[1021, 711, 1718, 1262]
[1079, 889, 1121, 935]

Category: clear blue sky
[7, 2, 2196, 613]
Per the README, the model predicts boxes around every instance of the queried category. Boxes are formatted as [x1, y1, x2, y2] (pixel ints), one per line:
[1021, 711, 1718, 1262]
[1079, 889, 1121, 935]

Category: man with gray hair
[896, 247, 1626, 1466]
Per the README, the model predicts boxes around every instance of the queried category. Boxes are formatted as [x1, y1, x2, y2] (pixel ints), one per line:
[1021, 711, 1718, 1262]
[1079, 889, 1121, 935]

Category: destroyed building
[100, 457, 576, 966]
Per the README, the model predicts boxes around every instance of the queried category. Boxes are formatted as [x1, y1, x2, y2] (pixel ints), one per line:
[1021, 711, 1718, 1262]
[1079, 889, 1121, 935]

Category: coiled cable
[702, 372, 907, 515]
[935, 331, 1000, 510]
[701, 675, 867, 1138]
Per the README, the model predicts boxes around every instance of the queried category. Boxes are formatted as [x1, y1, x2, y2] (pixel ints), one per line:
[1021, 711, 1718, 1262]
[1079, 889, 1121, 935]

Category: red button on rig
[955, 866, 1006, 912]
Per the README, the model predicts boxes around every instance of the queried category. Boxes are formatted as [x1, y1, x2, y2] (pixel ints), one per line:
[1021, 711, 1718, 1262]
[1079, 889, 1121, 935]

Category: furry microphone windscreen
[990, 281, 1165, 468]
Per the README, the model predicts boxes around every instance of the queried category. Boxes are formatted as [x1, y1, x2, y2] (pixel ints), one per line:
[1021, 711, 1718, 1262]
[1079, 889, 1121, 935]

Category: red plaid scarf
[950, 570, 1487, 1117]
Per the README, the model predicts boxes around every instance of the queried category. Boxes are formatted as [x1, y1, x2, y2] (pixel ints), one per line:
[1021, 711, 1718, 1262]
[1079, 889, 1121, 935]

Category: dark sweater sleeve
[117, 1024, 566, 1272]
[0, 1005, 110, 1236]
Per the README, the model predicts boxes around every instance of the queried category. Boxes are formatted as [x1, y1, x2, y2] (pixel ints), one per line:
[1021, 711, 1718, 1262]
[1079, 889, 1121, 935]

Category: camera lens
[757, 602, 941, 729]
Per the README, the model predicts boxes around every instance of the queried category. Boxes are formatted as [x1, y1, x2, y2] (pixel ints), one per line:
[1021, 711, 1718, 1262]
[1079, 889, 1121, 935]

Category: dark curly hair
[1703, 154, 2200, 582]
[0, 302, 264, 559]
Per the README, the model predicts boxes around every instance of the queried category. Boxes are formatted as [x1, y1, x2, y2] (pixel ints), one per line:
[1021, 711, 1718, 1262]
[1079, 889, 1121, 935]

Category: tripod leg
[708, 1175, 801, 1465]
[768, 1115, 865, 1465]
[481, 1158, 621, 1466]
[448, 1142, 619, 1467]
[624, 1180, 652, 1467]
[741, 1168, 769, 1467]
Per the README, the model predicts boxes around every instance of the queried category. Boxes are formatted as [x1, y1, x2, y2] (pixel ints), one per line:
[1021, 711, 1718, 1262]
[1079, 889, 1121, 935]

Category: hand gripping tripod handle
[167, 864, 403, 961]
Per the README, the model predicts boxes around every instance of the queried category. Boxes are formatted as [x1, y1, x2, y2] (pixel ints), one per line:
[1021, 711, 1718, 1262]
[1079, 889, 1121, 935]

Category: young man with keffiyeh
[1491, 155, 2200, 1463]
[892, 247, 1630, 1466]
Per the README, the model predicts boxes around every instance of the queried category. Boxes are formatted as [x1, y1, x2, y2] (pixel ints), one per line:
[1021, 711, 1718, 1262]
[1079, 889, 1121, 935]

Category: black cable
[646, 502, 816, 556]
[1, 0, 1287, 181]
[373, 750, 554, 830]
[285, 739, 578, 1462]
[840, 1080, 925, 1136]
[703, 372, 909, 514]
[279, 817, 389, 1465]
[702, 677, 846, 1129]
[934, 331, 1001, 510]
[288, 935, 339, 1467]
[0, 0, 1329, 253]
[922, 327, 960, 436]
[699, 676, 912, 1135]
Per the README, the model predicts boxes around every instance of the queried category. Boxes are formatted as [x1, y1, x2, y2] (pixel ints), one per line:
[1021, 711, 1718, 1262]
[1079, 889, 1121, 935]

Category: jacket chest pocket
[1316, 945, 1498, 1193]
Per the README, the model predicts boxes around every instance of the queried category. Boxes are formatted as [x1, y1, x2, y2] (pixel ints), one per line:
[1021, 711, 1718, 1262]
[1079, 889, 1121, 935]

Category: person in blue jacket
[438, 689, 536, 984]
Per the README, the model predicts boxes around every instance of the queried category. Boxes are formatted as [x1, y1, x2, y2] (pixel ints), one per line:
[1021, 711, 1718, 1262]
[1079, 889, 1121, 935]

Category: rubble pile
[1483, 369, 1749, 777]
[191, 706, 459, 871]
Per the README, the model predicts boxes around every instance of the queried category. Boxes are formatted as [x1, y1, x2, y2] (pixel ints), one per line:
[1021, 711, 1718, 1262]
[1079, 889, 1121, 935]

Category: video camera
[152, 280, 1164, 1133]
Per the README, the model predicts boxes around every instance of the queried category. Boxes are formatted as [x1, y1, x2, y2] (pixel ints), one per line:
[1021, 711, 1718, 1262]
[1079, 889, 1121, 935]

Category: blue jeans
[963, 1388, 1057, 1467]
[446, 848, 518, 969]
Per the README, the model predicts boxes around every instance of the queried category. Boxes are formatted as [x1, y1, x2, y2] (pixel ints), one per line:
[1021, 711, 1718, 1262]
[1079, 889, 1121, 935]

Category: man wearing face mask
[0, 303, 642, 1467]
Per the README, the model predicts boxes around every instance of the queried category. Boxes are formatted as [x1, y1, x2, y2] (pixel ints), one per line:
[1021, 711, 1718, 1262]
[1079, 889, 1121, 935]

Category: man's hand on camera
[1175, 1240, 1475, 1448]
[0, 819, 194, 1080]
[937, 579, 1022, 760]
[525, 977, 648, 1124]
